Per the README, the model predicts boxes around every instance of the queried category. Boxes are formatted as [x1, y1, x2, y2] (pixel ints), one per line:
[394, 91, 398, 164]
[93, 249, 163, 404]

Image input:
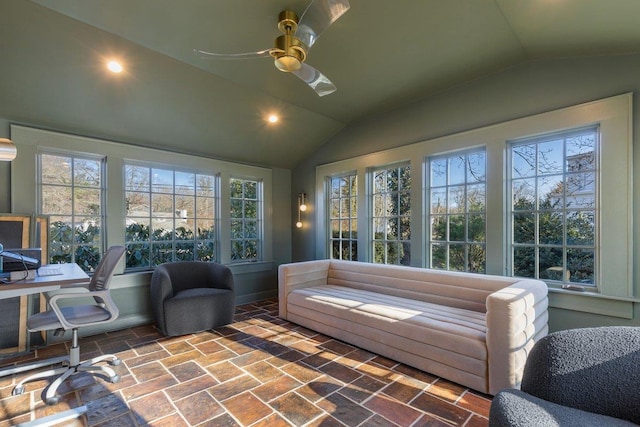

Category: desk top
[0, 263, 89, 299]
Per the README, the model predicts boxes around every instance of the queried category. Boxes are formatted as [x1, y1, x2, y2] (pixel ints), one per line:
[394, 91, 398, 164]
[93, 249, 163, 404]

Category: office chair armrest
[47, 290, 120, 330]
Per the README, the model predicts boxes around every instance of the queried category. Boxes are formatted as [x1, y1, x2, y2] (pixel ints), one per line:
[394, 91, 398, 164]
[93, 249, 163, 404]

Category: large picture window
[230, 178, 261, 262]
[372, 164, 411, 265]
[38, 152, 104, 271]
[329, 174, 358, 260]
[125, 165, 218, 269]
[509, 127, 598, 287]
[429, 150, 486, 273]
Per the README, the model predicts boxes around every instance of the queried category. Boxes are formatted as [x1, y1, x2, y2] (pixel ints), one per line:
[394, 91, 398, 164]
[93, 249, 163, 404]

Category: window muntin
[372, 164, 411, 265]
[329, 174, 358, 260]
[230, 178, 261, 262]
[125, 165, 218, 269]
[429, 150, 486, 273]
[509, 127, 598, 286]
[38, 152, 104, 271]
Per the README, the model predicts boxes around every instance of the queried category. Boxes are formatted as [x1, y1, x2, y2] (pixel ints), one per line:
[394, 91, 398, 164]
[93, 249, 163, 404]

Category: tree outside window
[510, 127, 597, 286]
[429, 150, 486, 273]
[230, 178, 261, 262]
[39, 153, 104, 272]
[124, 165, 218, 269]
[372, 165, 411, 265]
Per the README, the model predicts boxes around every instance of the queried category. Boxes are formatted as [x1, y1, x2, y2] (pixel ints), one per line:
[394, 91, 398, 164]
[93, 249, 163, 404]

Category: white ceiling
[5, 0, 640, 168]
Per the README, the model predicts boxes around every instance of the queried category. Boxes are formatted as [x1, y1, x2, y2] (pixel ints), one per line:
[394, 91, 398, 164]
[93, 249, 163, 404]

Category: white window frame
[427, 148, 487, 273]
[229, 176, 263, 263]
[327, 172, 358, 261]
[124, 162, 220, 270]
[37, 149, 106, 269]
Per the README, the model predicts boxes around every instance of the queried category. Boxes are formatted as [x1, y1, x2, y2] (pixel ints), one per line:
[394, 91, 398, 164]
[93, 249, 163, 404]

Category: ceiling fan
[194, 0, 350, 97]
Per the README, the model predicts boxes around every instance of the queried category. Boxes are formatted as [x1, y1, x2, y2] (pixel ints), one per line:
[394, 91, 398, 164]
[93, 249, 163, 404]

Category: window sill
[548, 288, 639, 319]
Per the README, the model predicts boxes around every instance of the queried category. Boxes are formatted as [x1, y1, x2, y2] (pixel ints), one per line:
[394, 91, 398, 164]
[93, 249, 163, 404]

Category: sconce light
[299, 192, 307, 212]
[0, 138, 17, 161]
[296, 192, 306, 228]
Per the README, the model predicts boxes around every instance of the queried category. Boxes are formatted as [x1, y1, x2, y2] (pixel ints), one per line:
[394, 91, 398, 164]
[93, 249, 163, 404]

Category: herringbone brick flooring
[0, 299, 490, 426]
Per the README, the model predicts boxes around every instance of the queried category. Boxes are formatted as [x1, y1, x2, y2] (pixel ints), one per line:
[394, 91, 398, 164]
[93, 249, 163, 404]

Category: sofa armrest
[486, 279, 548, 395]
[278, 260, 331, 319]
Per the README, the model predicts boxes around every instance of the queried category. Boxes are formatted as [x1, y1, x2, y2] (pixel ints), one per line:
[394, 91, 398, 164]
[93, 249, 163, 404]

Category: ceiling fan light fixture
[274, 55, 302, 72]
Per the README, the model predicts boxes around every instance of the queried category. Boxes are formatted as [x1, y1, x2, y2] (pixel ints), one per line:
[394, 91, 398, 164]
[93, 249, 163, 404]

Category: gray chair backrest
[89, 246, 126, 292]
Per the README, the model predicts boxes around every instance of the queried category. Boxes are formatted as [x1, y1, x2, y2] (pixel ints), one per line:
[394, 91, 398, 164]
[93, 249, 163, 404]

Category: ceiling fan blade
[292, 63, 337, 96]
[296, 0, 350, 49]
[193, 48, 272, 60]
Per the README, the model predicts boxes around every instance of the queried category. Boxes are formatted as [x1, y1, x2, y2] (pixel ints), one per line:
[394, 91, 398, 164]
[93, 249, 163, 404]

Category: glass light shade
[296, 221, 303, 228]
[0, 138, 17, 161]
[274, 55, 302, 72]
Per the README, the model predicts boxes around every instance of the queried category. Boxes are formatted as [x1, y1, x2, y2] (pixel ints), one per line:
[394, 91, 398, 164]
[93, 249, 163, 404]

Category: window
[372, 164, 411, 265]
[38, 152, 104, 271]
[329, 174, 358, 260]
[230, 178, 261, 262]
[509, 127, 598, 287]
[429, 150, 486, 273]
[124, 165, 218, 269]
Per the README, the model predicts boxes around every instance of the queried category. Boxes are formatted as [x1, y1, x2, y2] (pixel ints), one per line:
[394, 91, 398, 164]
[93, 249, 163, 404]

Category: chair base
[11, 329, 122, 405]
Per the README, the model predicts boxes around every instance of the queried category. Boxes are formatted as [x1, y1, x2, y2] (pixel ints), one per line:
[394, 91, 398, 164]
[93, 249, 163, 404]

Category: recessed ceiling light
[107, 60, 123, 73]
[267, 114, 279, 124]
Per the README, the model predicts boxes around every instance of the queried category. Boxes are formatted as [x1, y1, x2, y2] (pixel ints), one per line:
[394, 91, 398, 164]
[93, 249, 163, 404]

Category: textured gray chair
[12, 245, 126, 405]
[150, 261, 235, 336]
[489, 326, 640, 427]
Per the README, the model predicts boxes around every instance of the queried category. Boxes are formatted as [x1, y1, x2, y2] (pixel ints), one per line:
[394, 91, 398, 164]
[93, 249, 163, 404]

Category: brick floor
[0, 299, 491, 426]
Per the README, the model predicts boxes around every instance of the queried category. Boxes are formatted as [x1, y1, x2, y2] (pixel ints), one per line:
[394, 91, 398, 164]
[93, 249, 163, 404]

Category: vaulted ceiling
[2, 0, 640, 168]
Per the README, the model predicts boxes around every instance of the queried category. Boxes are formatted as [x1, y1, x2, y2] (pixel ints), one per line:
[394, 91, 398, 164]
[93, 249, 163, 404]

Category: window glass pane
[124, 164, 219, 269]
[74, 158, 101, 187]
[371, 165, 410, 265]
[152, 169, 173, 193]
[39, 152, 104, 272]
[431, 159, 447, 187]
[42, 154, 71, 185]
[125, 165, 149, 191]
[175, 172, 194, 195]
[448, 156, 466, 185]
[428, 150, 485, 273]
[328, 174, 358, 260]
[229, 178, 261, 262]
[511, 144, 536, 178]
[74, 188, 101, 216]
[509, 126, 598, 287]
[42, 186, 72, 215]
[537, 139, 564, 175]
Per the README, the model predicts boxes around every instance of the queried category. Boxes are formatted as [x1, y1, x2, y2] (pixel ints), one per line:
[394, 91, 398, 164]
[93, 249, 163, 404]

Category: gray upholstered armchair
[489, 326, 640, 427]
[150, 261, 235, 336]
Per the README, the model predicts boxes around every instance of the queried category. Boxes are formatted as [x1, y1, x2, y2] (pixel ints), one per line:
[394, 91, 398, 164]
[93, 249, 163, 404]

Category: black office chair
[12, 245, 126, 405]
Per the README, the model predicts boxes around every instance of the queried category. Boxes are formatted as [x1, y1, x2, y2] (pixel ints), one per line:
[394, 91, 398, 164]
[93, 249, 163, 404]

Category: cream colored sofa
[278, 259, 549, 395]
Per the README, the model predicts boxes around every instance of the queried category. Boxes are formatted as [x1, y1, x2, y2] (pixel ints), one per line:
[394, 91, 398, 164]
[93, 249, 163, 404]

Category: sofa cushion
[288, 284, 487, 362]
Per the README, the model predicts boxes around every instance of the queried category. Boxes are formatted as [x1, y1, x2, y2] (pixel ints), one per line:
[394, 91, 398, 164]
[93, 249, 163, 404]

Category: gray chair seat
[27, 305, 112, 331]
[150, 261, 236, 336]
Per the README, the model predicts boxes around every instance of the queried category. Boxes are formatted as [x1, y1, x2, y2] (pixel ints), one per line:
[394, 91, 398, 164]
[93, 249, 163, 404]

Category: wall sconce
[0, 138, 17, 161]
[296, 192, 306, 228]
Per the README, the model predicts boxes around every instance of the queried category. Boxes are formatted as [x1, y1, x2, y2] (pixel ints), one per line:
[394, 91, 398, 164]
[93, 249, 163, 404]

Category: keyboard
[38, 266, 63, 276]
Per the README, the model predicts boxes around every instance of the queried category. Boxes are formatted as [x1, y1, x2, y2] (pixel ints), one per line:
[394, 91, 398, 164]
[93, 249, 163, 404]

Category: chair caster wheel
[108, 358, 122, 366]
[110, 375, 120, 383]
[12, 385, 24, 396]
[45, 396, 59, 405]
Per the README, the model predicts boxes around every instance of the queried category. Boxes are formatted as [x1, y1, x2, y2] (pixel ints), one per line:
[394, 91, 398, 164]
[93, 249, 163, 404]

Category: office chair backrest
[89, 246, 126, 292]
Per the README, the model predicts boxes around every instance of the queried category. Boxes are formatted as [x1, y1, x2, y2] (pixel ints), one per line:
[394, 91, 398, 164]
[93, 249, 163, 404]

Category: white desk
[0, 263, 89, 299]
